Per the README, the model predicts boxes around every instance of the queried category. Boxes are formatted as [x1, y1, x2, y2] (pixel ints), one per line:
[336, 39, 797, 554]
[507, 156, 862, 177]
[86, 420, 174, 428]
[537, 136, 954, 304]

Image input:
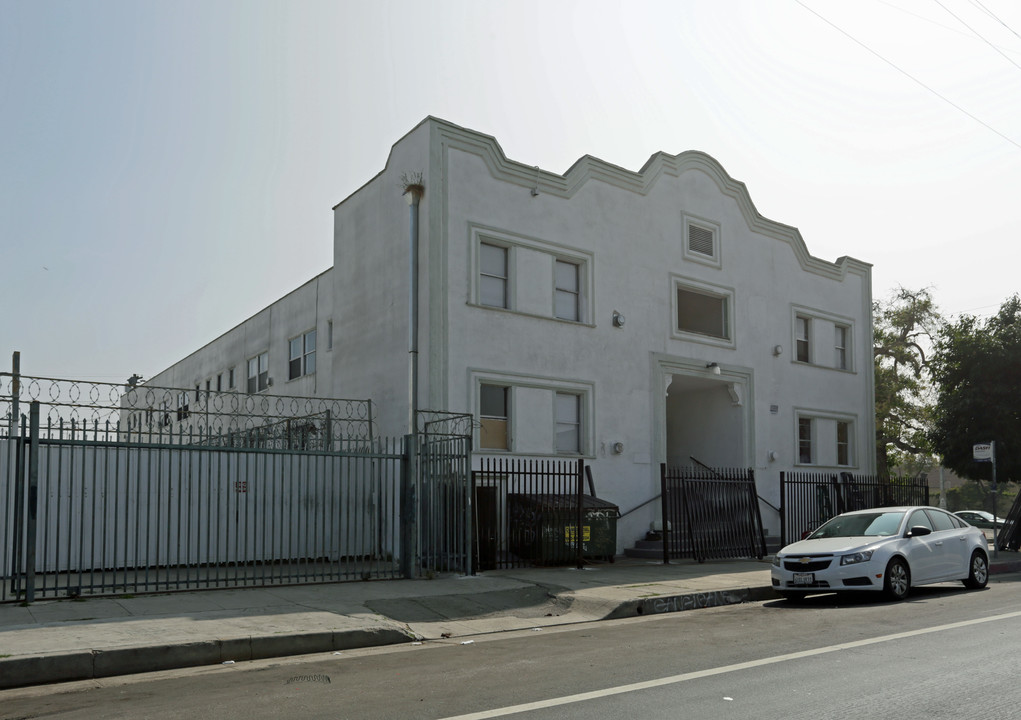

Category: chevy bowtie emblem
[799, 557, 811, 564]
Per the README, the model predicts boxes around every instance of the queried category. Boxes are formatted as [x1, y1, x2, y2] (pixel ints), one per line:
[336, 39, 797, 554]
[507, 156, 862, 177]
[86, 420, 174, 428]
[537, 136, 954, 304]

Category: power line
[934, 0, 1021, 73]
[968, 0, 1021, 43]
[795, 0, 1021, 152]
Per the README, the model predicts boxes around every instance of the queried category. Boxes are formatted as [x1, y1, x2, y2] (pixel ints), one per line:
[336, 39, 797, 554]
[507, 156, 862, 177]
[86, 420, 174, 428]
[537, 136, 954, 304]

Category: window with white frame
[675, 282, 731, 341]
[479, 243, 508, 309]
[247, 352, 268, 393]
[837, 420, 852, 466]
[796, 315, 811, 363]
[555, 392, 581, 454]
[798, 417, 813, 464]
[835, 324, 849, 370]
[479, 384, 509, 450]
[554, 260, 580, 322]
[289, 329, 316, 380]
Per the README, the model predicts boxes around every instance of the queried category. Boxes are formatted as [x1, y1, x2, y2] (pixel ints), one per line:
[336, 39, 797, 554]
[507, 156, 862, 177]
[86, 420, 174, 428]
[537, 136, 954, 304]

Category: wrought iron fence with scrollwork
[0, 373, 374, 450]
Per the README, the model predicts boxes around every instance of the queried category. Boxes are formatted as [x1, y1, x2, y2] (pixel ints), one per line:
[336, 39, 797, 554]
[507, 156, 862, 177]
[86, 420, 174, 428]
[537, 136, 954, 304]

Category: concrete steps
[624, 535, 783, 560]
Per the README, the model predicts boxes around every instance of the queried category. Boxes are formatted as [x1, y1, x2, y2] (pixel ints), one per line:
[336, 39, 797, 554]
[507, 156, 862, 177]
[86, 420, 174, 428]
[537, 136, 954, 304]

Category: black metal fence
[1, 372, 473, 602]
[660, 465, 766, 563]
[472, 457, 619, 570]
[780, 471, 930, 545]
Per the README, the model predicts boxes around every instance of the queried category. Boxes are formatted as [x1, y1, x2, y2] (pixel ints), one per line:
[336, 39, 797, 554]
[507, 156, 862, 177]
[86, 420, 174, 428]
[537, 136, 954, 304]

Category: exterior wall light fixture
[706, 362, 721, 376]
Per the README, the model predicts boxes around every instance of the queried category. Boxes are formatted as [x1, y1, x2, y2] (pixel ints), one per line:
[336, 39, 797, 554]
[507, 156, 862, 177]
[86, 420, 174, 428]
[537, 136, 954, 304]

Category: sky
[2, 0, 1019, 382]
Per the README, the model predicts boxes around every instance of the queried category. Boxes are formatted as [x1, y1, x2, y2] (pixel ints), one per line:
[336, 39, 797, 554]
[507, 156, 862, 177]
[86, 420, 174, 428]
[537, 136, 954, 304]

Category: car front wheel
[963, 551, 989, 590]
[884, 557, 910, 601]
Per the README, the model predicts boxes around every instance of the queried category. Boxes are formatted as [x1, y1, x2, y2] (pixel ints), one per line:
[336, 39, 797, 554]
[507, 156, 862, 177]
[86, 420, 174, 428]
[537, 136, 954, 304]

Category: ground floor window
[479, 384, 509, 450]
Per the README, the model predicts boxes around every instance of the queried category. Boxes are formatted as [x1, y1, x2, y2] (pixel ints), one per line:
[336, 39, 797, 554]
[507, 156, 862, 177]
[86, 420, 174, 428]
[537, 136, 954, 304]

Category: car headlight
[840, 550, 874, 566]
[772, 554, 781, 567]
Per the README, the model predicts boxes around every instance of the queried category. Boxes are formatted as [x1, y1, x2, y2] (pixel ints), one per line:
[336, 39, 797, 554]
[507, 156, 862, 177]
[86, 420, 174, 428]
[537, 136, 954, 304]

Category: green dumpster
[507, 494, 619, 565]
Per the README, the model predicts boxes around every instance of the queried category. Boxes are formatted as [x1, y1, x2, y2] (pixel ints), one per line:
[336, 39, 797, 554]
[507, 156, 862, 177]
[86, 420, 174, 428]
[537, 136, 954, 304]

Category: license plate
[793, 572, 815, 585]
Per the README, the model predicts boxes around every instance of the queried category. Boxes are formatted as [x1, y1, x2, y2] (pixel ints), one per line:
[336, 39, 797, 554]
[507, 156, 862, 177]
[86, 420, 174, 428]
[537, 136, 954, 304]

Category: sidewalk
[3, 555, 1020, 690]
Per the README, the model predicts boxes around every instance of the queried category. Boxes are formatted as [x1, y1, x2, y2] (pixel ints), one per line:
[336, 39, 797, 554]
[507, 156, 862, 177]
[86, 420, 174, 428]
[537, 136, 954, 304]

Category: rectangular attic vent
[688, 224, 715, 257]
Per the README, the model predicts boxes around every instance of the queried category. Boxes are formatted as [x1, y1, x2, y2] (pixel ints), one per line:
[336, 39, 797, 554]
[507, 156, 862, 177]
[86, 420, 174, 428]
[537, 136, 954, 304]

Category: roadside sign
[973, 443, 993, 462]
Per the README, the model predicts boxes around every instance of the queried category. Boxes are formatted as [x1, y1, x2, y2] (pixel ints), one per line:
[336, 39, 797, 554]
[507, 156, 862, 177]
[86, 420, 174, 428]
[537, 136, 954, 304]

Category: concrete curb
[604, 586, 779, 620]
[0, 627, 414, 690]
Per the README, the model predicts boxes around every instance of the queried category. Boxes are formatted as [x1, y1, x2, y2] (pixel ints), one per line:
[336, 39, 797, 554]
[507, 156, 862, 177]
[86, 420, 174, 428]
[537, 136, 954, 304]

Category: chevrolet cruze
[772, 506, 989, 601]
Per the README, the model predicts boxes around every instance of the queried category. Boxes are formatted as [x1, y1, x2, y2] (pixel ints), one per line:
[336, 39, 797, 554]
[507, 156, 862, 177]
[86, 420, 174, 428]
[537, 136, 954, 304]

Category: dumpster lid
[507, 493, 618, 511]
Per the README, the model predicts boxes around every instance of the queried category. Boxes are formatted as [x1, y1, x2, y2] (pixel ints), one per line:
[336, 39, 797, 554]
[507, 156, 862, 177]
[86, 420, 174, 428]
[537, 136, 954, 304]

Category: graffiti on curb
[644, 590, 748, 615]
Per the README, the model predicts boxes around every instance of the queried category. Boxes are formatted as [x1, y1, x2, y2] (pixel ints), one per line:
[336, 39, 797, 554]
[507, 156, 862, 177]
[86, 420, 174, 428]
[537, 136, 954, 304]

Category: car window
[948, 514, 967, 529]
[810, 511, 905, 538]
[908, 509, 934, 531]
[926, 509, 956, 532]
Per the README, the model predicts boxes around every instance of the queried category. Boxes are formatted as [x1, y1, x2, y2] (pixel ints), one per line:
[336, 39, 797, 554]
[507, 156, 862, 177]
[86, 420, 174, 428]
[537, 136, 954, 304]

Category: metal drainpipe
[404, 184, 424, 434]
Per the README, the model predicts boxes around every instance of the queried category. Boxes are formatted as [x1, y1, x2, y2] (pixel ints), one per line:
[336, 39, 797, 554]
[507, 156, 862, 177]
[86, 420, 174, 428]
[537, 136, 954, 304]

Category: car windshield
[808, 511, 905, 539]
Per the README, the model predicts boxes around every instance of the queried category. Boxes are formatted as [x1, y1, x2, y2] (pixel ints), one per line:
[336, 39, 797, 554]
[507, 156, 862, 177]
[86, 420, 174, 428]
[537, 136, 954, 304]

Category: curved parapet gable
[417, 116, 869, 283]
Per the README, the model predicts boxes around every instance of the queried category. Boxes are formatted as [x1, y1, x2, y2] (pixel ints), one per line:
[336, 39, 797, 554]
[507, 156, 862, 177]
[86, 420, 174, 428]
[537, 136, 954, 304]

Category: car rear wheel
[963, 551, 989, 590]
[883, 557, 910, 601]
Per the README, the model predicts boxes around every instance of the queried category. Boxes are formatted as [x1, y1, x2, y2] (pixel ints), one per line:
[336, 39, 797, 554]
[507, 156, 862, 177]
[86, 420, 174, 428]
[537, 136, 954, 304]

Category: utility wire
[969, 0, 1021, 43]
[934, 0, 1021, 72]
[795, 0, 1021, 151]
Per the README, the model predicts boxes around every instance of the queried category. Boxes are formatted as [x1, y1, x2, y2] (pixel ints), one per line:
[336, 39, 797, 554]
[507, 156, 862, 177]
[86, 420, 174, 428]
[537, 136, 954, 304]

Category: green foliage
[938, 482, 1018, 515]
[873, 288, 942, 475]
[929, 295, 1021, 483]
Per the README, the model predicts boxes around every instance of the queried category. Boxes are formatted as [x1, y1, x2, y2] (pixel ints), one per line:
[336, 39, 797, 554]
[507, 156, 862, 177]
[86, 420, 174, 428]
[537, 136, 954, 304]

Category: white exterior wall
[415, 119, 874, 546]
[144, 270, 335, 401]
[141, 117, 875, 552]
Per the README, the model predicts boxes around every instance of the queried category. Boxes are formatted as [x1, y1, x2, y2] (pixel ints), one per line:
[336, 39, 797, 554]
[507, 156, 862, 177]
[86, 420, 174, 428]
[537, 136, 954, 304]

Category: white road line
[439, 609, 1021, 720]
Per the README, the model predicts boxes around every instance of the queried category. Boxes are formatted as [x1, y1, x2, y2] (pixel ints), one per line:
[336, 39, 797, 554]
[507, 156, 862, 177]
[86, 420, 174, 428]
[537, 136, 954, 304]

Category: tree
[873, 287, 942, 476]
[929, 295, 1021, 484]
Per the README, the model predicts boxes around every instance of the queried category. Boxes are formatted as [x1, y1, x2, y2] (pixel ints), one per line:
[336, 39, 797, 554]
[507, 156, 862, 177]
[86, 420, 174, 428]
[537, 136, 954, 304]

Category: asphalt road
[4, 577, 1021, 720]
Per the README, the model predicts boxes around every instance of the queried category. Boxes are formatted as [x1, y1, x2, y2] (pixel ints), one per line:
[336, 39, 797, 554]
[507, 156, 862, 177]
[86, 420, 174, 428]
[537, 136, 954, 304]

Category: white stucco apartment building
[144, 117, 876, 550]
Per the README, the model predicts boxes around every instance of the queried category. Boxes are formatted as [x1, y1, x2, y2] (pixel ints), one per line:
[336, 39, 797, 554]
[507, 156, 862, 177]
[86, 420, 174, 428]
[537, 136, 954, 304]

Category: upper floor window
[835, 324, 849, 370]
[480, 243, 508, 309]
[676, 284, 730, 341]
[796, 315, 811, 363]
[472, 226, 594, 324]
[247, 352, 268, 393]
[228, 367, 236, 390]
[554, 260, 580, 322]
[289, 329, 317, 380]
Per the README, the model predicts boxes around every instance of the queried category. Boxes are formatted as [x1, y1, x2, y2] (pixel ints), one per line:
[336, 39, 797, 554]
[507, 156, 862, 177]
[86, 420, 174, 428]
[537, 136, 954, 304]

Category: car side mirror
[906, 525, 932, 538]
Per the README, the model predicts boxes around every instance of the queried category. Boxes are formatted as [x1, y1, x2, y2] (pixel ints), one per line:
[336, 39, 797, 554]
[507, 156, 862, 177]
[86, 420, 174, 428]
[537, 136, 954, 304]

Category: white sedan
[771, 506, 989, 601]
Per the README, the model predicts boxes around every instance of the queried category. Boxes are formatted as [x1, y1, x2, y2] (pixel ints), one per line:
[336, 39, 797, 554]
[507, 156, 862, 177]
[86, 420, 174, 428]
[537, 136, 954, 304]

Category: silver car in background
[772, 506, 989, 601]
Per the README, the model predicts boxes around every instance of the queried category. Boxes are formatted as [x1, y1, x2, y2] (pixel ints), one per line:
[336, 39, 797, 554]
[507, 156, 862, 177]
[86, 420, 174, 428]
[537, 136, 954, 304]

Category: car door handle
[934, 541, 943, 546]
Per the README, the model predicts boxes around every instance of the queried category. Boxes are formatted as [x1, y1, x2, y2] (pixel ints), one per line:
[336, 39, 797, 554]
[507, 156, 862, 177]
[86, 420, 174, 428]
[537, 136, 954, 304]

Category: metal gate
[416, 411, 473, 575]
[660, 464, 766, 563]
